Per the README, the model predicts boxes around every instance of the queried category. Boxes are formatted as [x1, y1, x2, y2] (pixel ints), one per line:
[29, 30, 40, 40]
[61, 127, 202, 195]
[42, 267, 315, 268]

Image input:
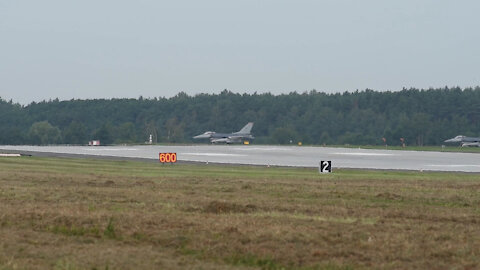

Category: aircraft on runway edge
[444, 135, 480, 147]
[193, 122, 254, 144]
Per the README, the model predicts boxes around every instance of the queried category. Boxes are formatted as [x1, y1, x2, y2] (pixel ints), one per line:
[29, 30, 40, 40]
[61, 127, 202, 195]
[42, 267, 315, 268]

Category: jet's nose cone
[445, 138, 460, 143]
[445, 135, 465, 143]
[193, 134, 210, 139]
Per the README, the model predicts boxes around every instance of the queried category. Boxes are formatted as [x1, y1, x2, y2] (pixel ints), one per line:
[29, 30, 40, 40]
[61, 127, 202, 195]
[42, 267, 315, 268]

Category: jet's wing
[210, 136, 245, 144]
[462, 142, 480, 147]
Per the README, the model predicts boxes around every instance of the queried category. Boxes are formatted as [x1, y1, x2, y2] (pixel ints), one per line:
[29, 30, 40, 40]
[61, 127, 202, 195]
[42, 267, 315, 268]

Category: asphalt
[1, 145, 480, 172]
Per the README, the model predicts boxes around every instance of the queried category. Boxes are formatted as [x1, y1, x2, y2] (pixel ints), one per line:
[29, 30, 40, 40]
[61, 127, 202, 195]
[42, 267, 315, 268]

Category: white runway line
[182, 153, 247, 157]
[84, 148, 139, 151]
[0, 154, 21, 157]
[427, 164, 480, 168]
[233, 147, 290, 151]
[332, 152, 395, 156]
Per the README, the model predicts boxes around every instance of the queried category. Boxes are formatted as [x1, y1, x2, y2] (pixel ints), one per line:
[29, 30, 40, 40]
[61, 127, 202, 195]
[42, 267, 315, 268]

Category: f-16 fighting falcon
[444, 135, 480, 147]
[193, 122, 254, 144]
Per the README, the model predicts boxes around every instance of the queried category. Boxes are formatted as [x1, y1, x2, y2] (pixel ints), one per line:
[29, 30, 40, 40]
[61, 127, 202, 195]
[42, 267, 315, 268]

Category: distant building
[88, 140, 100, 146]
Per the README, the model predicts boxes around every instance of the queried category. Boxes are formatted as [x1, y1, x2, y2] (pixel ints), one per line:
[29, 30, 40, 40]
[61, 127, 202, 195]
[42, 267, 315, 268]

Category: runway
[1, 145, 480, 172]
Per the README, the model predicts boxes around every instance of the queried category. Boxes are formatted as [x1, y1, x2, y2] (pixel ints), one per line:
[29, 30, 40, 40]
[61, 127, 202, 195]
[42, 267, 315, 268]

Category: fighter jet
[193, 122, 254, 144]
[444, 135, 480, 147]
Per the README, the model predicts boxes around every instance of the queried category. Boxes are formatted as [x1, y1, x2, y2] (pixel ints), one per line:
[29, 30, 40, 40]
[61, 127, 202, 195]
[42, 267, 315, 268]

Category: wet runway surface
[2, 145, 480, 172]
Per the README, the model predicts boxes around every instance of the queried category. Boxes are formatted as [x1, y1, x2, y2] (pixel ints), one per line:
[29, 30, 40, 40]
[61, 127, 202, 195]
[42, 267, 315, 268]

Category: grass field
[1, 157, 480, 269]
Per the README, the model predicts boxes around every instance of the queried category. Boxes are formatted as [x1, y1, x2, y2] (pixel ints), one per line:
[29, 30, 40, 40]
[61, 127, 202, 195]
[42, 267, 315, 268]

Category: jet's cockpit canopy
[193, 131, 216, 139]
[445, 135, 465, 142]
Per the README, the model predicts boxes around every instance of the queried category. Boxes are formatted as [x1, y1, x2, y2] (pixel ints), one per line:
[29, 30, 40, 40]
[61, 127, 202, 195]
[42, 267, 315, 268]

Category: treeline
[1, 87, 479, 146]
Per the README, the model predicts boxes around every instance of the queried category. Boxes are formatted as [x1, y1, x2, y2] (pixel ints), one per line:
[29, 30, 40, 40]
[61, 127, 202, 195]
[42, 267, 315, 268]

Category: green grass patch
[103, 218, 116, 239]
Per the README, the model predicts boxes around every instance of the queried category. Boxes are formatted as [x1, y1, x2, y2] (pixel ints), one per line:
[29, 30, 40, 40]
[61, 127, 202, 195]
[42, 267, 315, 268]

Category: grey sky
[1, 0, 479, 104]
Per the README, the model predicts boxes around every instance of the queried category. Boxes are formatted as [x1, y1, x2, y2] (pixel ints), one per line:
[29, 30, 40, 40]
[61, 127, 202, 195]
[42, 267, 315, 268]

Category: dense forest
[1, 87, 479, 146]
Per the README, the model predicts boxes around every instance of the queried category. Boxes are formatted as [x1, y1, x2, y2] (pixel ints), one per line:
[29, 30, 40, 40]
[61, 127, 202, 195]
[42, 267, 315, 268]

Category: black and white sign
[319, 160, 332, 173]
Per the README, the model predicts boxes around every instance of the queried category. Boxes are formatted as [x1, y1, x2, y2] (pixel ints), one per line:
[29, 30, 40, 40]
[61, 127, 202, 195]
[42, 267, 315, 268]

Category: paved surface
[1, 145, 480, 172]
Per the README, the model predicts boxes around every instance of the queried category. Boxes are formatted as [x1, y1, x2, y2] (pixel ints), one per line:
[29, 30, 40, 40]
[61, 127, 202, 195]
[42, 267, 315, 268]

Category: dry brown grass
[0, 157, 480, 269]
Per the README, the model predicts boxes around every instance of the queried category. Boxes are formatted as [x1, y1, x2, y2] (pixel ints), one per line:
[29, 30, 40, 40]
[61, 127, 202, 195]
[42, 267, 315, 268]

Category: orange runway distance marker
[159, 152, 177, 163]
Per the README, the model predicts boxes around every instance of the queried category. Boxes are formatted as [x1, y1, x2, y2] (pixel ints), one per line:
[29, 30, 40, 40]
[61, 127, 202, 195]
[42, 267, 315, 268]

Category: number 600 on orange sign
[159, 153, 177, 163]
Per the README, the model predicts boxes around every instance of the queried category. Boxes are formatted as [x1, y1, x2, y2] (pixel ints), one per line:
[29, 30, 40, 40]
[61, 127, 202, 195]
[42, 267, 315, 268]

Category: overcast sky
[1, 0, 479, 104]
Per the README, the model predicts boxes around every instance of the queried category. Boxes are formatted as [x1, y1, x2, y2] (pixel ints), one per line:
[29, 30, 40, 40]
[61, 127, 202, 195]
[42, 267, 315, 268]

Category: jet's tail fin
[235, 122, 254, 134]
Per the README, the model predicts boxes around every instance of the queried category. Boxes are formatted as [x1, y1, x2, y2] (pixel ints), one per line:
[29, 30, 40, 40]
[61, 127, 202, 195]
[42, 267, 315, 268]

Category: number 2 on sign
[320, 161, 332, 173]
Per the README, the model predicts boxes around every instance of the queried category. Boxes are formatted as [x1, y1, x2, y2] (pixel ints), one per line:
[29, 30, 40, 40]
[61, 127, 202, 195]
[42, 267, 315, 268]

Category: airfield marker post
[159, 153, 177, 164]
[319, 161, 332, 173]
